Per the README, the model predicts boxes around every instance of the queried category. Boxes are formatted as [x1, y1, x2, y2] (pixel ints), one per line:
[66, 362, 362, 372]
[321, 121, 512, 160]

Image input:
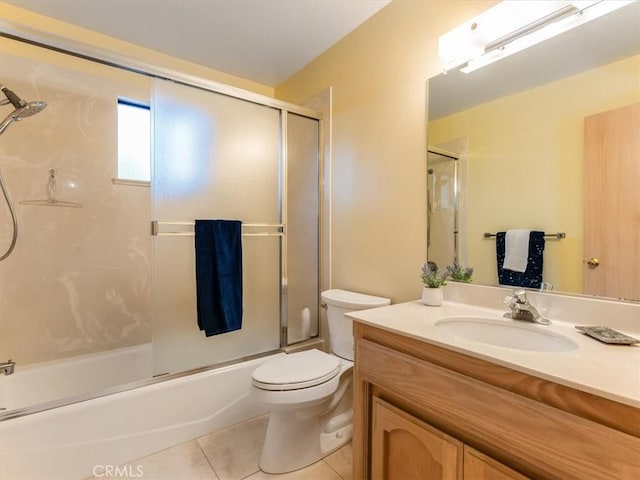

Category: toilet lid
[252, 349, 342, 391]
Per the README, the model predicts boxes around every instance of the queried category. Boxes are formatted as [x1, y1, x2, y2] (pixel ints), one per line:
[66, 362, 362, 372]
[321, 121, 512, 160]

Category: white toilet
[251, 289, 390, 474]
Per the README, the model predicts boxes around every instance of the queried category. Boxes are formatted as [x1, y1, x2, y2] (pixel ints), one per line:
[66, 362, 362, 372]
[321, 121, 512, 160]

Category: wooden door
[584, 103, 640, 301]
[463, 446, 530, 480]
[371, 397, 462, 480]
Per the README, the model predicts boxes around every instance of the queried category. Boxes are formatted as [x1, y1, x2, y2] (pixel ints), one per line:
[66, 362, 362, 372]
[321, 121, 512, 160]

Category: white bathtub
[0, 353, 279, 480]
[0, 344, 153, 412]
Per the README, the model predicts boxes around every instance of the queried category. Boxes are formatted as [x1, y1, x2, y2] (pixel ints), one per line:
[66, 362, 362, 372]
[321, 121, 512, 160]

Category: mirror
[426, 2, 640, 301]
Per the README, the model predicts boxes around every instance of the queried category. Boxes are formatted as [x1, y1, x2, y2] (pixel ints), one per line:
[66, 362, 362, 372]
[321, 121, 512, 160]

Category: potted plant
[446, 261, 474, 283]
[420, 262, 448, 306]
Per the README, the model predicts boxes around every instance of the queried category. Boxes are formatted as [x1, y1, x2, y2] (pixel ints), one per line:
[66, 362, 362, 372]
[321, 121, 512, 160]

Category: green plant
[446, 261, 474, 283]
[421, 262, 448, 288]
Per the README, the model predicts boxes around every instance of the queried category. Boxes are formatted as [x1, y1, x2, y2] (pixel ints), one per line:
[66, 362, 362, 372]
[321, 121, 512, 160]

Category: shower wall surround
[0, 39, 153, 365]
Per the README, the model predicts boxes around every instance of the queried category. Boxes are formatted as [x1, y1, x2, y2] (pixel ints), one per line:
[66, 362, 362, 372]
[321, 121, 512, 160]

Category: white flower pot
[422, 287, 443, 307]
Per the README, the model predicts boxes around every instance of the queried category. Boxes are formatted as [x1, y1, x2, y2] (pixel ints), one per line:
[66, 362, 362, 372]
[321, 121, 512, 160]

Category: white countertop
[347, 300, 640, 408]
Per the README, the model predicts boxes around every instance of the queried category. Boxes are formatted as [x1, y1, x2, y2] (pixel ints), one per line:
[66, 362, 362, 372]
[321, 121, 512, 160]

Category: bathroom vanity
[348, 287, 640, 479]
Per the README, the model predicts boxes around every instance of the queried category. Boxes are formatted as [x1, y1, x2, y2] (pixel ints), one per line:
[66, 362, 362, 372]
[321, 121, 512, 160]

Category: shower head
[0, 104, 47, 135]
[8, 100, 47, 119]
[0, 85, 47, 135]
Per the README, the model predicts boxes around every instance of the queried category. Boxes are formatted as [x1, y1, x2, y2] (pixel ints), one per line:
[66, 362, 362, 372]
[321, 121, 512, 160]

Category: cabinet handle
[587, 257, 600, 268]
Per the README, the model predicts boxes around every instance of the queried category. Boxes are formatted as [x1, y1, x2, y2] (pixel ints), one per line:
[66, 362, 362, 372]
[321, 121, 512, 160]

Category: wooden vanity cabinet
[353, 322, 640, 480]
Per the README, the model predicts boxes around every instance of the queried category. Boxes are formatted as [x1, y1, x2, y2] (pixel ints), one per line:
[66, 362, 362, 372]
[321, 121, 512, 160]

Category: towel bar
[484, 232, 565, 239]
[151, 220, 285, 237]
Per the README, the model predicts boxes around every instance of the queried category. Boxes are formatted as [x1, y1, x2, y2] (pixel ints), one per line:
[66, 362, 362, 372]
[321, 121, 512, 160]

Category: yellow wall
[428, 55, 640, 294]
[276, 0, 497, 302]
[0, 3, 274, 97]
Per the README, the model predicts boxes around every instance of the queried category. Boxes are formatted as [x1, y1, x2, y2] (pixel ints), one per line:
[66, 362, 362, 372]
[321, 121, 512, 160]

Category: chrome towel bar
[483, 232, 566, 239]
[151, 220, 285, 237]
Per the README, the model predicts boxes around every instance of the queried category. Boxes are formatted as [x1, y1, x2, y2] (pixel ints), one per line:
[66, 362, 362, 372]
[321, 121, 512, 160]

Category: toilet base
[259, 409, 353, 474]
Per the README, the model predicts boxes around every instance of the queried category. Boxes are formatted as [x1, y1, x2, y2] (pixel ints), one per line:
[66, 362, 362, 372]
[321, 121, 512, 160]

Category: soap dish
[575, 326, 639, 345]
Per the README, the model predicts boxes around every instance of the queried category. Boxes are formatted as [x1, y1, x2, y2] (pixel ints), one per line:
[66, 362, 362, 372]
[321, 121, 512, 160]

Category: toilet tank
[321, 289, 390, 361]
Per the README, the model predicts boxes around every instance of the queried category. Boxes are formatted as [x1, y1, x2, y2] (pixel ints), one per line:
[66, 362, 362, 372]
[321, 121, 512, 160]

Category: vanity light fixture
[438, 0, 634, 74]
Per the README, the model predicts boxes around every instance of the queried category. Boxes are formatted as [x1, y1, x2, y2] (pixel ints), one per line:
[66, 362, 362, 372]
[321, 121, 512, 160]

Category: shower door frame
[0, 20, 326, 420]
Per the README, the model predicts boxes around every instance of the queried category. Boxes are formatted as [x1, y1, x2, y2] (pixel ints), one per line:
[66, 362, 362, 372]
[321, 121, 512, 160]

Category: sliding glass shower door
[151, 79, 282, 375]
[286, 113, 319, 344]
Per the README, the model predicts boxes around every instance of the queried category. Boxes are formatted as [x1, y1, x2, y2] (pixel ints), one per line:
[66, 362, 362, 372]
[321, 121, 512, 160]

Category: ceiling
[2, 0, 390, 87]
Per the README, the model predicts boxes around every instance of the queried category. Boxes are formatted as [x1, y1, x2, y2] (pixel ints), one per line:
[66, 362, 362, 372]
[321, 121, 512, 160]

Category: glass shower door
[285, 113, 320, 344]
[151, 79, 282, 375]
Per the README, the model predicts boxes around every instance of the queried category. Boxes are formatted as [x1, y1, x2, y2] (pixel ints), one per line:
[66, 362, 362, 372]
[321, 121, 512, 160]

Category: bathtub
[0, 344, 153, 412]
[0, 353, 279, 480]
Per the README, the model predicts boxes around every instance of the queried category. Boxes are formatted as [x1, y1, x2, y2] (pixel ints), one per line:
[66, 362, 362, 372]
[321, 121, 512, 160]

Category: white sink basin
[434, 317, 579, 352]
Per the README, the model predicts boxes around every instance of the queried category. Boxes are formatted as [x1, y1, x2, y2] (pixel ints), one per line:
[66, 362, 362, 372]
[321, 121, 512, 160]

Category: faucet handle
[503, 296, 520, 312]
[504, 290, 526, 305]
[512, 289, 528, 303]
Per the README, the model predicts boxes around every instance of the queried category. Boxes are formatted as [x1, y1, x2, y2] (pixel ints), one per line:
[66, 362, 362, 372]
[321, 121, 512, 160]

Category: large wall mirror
[426, 1, 639, 302]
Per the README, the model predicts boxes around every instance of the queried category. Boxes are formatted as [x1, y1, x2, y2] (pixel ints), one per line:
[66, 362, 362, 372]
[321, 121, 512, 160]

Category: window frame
[114, 98, 151, 186]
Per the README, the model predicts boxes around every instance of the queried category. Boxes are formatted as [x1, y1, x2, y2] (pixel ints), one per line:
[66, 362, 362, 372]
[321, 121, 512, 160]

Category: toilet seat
[252, 350, 342, 391]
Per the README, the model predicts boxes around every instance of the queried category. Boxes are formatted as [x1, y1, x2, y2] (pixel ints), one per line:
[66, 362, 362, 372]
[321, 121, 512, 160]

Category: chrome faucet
[0, 359, 15, 376]
[504, 289, 551, 325]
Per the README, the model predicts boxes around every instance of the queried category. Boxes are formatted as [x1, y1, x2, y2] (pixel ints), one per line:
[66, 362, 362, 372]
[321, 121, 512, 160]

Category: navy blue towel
[194, 220, 243, 337]
[496, 231, 545, 289]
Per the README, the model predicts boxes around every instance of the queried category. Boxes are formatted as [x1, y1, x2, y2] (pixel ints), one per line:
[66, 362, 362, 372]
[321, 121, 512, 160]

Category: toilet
[252, 289, 390, 474]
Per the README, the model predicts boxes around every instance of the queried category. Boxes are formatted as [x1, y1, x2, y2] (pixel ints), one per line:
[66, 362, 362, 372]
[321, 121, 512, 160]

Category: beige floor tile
[245, 460, 343, 480]
[197, 415, 269, 480]
[111, 440, 218, 479]
[323, 442, 353, 480]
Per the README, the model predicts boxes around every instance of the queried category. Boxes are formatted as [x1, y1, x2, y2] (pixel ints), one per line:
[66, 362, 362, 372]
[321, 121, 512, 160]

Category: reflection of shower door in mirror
[151, 80, 282, 375]
[427, 150, 459, 272]
[584, 103, 640, 301]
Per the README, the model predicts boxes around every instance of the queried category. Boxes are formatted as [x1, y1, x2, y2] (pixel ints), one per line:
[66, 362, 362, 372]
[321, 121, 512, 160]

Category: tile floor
[85, 415, 352, 480]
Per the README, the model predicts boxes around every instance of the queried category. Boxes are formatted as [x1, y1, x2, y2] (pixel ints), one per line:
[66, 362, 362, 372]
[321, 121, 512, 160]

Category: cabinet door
[464, 446, 530, 480]
[372, 397, 462, 480]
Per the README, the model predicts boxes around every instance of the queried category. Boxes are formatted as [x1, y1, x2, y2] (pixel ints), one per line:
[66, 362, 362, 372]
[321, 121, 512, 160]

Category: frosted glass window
[117, 99, 151, 181]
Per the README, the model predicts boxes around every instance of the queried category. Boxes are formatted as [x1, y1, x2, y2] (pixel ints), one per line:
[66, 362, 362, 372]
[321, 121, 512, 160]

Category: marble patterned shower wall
[0, 38, 152, 366]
